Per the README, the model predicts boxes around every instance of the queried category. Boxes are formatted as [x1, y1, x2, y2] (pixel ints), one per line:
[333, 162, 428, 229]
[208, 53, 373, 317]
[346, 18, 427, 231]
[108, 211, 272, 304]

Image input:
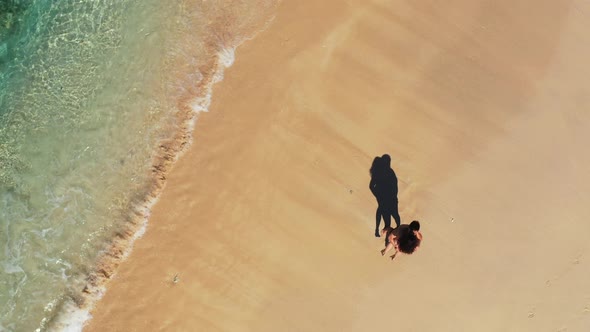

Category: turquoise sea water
[0, 0, 277, 330]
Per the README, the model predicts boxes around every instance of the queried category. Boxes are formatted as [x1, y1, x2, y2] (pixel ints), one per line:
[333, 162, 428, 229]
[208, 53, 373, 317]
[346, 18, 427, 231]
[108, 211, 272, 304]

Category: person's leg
[381, 227, 394, 245]
[381, 241, 395, 256]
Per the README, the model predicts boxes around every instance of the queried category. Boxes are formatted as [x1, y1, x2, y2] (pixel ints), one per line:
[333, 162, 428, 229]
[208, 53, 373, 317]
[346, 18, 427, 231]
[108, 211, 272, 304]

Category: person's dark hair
[409, 220, 420, 231]
[396, 227, 420, 254]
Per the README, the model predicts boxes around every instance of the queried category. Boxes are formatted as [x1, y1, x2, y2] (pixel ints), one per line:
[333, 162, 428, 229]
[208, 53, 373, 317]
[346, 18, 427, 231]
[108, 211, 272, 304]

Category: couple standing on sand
[369, 154, 422, 260]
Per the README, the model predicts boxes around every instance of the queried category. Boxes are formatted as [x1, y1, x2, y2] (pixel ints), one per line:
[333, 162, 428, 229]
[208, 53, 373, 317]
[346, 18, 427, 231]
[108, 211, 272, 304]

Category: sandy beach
[84, 1, 590, 331]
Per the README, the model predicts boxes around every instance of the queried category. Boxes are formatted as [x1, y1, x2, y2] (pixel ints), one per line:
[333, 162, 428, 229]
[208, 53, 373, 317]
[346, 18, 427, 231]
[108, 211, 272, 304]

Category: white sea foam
[212, 46, 236, 83]
[218, 46, 236, 68]
[43, 302, 91, 332]
[190, 94, 212, 114]
[191, 47, 236, 112]
[184, 46, 237, 138]
[46, 199, 154, 332]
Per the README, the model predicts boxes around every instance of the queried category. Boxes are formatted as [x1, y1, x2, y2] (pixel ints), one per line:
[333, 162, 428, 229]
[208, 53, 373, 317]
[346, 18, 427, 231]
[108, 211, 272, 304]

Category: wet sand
[85, 1, 590, 331]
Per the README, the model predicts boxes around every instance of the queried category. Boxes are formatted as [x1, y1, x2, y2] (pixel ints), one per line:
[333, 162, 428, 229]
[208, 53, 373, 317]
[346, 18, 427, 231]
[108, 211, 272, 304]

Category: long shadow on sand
[369, 154, 401, 237]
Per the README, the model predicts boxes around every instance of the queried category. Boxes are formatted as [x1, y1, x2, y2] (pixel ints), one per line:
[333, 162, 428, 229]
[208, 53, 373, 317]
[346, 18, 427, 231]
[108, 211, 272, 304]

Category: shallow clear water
[0, 0, 277, 330]
[0, 1, 176, 330]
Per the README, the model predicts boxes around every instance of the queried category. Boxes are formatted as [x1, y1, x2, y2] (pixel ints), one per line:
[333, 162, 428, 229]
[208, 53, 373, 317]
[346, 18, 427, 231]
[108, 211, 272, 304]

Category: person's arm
[388, 232, 396, 244]
[381, 242, 395, 256]
[390, 240, 399, 260]
[380, 235, 397, 256]
[414, 231, 423, 251]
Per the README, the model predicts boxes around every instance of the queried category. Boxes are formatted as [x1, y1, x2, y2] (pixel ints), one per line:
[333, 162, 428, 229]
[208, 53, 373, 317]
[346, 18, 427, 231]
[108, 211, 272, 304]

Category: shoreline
[85, 1, 590, 331]
[55, 31, 271, 332]
[56, 2, 284, 328]
[51, 50, 231, 331]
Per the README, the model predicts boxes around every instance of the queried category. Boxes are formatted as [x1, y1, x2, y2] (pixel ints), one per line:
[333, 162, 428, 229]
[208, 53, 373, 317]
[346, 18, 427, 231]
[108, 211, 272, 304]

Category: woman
[380, 221, 422, 260]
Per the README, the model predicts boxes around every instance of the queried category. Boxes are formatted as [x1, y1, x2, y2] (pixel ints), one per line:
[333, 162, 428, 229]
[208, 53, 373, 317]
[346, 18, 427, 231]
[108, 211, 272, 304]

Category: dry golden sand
[85, 1, 590, 331]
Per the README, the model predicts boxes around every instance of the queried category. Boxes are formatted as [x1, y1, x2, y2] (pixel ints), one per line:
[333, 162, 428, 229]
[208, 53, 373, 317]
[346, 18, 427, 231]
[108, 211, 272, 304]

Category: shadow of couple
[369, 154, 401, 237]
